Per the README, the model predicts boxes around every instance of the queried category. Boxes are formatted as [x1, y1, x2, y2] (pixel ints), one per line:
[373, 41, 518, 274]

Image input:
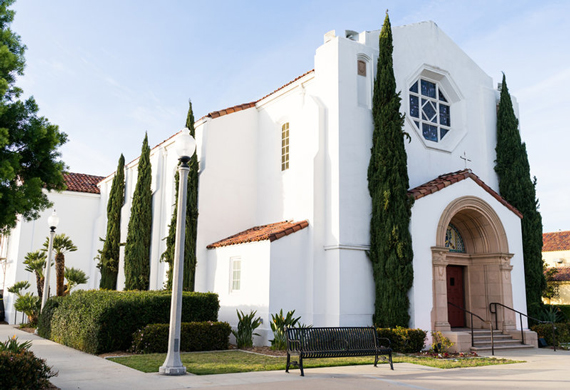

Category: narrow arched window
[281, 122, 290, 171]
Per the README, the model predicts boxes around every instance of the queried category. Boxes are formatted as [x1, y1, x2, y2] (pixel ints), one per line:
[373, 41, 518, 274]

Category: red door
[447, 265, 466, 328]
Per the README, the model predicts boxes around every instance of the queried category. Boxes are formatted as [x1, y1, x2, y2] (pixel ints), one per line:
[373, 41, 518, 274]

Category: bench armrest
[287, 339, 301, 350]
[377, 337, 391, 348]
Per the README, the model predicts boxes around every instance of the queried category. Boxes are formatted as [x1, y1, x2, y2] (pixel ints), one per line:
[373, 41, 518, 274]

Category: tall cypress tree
[184, 100, 199, 291]
[98, 154, 125, 290]
[367, 13, 414, 328]
[124, 134, 153, 290]
[495, 74, 545, 319]
[161, 101, 199, 291]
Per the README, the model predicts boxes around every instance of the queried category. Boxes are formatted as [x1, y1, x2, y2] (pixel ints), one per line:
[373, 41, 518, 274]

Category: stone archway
[431, 196, 516, 331]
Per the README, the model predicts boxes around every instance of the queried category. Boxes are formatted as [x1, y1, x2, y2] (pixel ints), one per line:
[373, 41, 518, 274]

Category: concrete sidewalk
[2, 324, 569, 390]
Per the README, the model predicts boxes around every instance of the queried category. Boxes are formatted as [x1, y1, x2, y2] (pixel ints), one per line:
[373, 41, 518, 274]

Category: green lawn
[108, 351, 522, 375]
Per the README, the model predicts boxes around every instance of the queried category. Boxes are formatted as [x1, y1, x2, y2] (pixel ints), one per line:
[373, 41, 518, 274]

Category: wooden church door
[446, 265, 466, 327]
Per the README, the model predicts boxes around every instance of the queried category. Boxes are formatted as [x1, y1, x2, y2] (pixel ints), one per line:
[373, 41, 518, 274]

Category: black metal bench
[285, 326, 393, 376]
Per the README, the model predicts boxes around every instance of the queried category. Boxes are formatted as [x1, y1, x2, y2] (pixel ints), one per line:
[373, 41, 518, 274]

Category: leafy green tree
[124, 133, 153, 290]
[43, 234, 77, 297]
[494, 73, 546, 319]
[161, 101, 199, 291]
[23, 250, 47, 299]
[98, 154, 125, 290]
[64, 267, 88, 296]
[367, 13, 414, 328]
[0, 0, 67, 233]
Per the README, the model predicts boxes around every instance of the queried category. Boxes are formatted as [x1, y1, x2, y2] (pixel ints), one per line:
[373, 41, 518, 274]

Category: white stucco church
[1, 21, 535, 350]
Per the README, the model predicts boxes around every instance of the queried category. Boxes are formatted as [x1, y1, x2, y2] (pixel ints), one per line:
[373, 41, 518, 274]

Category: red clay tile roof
[207, 220, 309, 249]
[198, 69, 315, 122]
[543, 231, 570, 252]
[408, 169, 523, 219]
[206, 102, 257, 119]
[545, 267, 570, 282]
[63, 172, 104, 194]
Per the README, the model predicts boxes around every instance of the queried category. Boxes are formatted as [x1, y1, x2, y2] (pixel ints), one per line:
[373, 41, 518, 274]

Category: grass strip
[108, 351, 523, 375]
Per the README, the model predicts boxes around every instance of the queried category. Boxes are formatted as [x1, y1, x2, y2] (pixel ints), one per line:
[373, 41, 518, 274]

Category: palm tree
[63, 267, 88, 296]
[23, 251, 47, 299]
[43, 234, 77, 296]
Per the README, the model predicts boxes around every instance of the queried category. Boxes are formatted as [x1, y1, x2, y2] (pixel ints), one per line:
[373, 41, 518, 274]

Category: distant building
[543, 231, 570, 305]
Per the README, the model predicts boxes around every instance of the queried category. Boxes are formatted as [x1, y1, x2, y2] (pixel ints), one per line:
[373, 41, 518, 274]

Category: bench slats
[285, 326, 393, 376]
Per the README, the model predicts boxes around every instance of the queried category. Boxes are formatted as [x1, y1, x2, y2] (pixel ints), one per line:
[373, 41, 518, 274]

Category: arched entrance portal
[432, 196, 516, 331]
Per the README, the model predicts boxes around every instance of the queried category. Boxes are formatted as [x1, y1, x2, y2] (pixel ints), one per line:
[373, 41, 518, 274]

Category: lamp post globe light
[41, 210, 59, 311]
[159, 128, 196, 375]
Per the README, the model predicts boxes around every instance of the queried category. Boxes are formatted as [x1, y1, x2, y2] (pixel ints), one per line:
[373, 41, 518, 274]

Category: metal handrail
[448, 301, 495, 355]
[489, 302, 556, 351]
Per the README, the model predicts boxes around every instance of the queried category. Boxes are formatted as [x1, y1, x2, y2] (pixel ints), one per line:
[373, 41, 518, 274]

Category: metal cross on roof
[460, 151, 471, 169]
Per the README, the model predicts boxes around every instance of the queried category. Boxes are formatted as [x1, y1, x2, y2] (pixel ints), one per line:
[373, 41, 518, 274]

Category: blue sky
[11, 0, 570, 232]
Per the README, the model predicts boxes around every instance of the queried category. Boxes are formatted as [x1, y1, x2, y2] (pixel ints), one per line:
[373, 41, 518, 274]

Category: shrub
[130, 321, 231, 354]
[531, 322, 570, 347]
[0, 335, 32, 353]
[14, 292, 40, 326]
[376, 327, 426, 353]
[232, 309, 262, 348]
[270, 309, 301, 350]
[37, 296, 63, 340]
[38, 290, 219, 354]
[0, 336, 57, 390]
[544, 304, 569, 322]
[430, 331, 453, 353]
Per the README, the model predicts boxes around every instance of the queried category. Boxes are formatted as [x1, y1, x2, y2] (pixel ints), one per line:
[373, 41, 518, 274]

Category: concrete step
[474, 340, 530, 348]
[471, 343, 534, 351]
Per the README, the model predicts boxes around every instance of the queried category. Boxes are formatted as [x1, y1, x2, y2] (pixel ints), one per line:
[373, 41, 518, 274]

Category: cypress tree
[124, 134, 153, 290]
[494, 74, 545, 319]
[161, 101, 199, 291]
[367, 13, 414, 328]
[98, 154, 125, 290]
[184, 100, 199, 291]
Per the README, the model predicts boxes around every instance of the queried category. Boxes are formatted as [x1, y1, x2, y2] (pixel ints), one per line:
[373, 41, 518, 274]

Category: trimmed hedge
[531, 322, 570, 346]
[0, 351, 57, 390]
[377, 327, 426, 353]
[38, 290, 219, 354]
[37, 296, 63, 340]
[131, 321, 231, 354]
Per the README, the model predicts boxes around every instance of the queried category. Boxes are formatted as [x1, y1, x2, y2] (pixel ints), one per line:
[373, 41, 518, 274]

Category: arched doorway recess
[431, 196, 516, 331]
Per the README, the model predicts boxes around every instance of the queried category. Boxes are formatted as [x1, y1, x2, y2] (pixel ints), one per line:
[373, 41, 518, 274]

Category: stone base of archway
[439, 329, 539, 353]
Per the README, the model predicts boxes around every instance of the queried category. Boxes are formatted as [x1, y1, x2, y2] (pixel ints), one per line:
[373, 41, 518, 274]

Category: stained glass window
[445, 224, 465, 253]
[409, 78, 451, 142]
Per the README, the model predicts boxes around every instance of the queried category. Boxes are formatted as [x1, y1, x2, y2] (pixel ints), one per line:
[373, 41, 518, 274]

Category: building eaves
[408, 169, 523, 219]
[207, 220, 309, 249]
[63, 172, 105, 194]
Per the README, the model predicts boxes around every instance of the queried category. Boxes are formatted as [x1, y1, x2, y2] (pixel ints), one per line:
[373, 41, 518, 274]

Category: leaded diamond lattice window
[409, 79, 450, 142]
[445, 224, 465, 253]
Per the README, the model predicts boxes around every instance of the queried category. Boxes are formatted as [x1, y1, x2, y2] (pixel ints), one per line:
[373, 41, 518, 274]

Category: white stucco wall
[410, 179, 527, 331]
[2, 189, 100, 324]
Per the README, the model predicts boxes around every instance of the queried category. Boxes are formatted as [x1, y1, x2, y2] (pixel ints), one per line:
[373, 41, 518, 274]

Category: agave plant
[43, 234, 77, 296]
[232, 309, 262, 348]
[0, 335, 32, 353]
[270, 309, 301, 350]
